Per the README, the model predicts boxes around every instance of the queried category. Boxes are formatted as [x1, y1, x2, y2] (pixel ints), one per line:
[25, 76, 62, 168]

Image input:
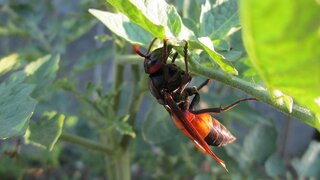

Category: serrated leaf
[24, 54, 60, 99]
[265, 153, 286, 177]
[0, 54, 21, 75]
[24, 112, 65, 151]
[197, 37, 238, 74]
[0, 72, 36, 139]
[91, 0, 193, 45]
[119, 114, 130, 122]
[240, 0, 320, 129]
[240, 124, 277, 166]
[89, 9, 153, 45]
[200, 0, 239, 38]
[115, 121, 136, 138]
[106, 0, 165, 39]
[292, 141, 320, 178]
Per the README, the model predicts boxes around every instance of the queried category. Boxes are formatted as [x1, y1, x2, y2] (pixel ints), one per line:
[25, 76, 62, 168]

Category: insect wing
[163, 92, 228, 171]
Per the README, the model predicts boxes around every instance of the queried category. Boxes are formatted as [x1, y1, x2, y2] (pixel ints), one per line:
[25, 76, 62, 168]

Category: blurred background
[0, 0, 319, 179]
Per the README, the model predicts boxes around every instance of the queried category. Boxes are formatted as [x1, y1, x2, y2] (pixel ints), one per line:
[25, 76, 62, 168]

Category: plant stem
[185, 56, 316, 127]
[112, 64, 124, 112]
[120, 64, 147, 149]
[59, 132, 113, 154]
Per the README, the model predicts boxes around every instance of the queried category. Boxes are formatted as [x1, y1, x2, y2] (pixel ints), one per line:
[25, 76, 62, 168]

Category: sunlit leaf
[0, 54, 21, 75]
[200, 0, 239, 39]
[91, 0, 194, 46]
[106, 0, 165, 39]
[240, 0, 320, 128]
[25, 112, 65, 151]
[24, 54, 60, 99]
[197, 37, 238, 74]
[89, 9, 153, 45]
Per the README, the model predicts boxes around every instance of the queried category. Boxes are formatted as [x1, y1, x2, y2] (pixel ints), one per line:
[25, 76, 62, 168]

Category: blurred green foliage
[0, 0, 319, 179]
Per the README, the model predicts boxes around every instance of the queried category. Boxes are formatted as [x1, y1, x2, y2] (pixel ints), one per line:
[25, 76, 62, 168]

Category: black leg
[197, 79, 210, 91]
[190, 97, 257, 114]
[176, 40, 191, 94]
[189, 92, 200, 111]
[183, 40, 189, 75]
[163, 39, 168, 64]
[171, 52, 179, 63]
[162, 39, 170, 81]
[186, 79, 211, 110]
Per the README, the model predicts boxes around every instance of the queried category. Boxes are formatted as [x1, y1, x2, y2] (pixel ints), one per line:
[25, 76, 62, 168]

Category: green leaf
[200, 0, 239, 38]
[0, 54, 21, 75]
[197, 37, 238, 74]
[114, 114, 135, 138]
[24, 54, 60, 99]
[240, 124, 277, 166]
[105, 0, 165, 39]
[24, 112, 65, 151]
[219, 50, 242, 62]
[292, 141, 320, 178]
[265, 153, 286, 177]
[240, 0, 320, 128]
[89, 9, 153, 45]
[115, 120, 136, 138]
[91, 0, 194, 45]
[0, 72, 36, 139]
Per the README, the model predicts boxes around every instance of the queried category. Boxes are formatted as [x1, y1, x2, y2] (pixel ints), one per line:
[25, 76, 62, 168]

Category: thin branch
[59, 132, 113, 154]
[112, 64, 124, 112]
[120, 64, 147, 149]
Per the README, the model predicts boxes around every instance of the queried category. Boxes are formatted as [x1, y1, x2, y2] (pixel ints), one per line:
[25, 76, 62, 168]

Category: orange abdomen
[172, 111, 236, 147]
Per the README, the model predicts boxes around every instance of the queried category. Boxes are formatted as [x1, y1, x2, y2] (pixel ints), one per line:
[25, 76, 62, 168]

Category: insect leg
[183, 79, 211, 110]
[162, 39, 171, 83]
[176, 40, 191, 94]
[197, 79, 211, 91]
[190, 97, 257, 114]
[171, 52, 179, 63]
[163, 38, 169, 64]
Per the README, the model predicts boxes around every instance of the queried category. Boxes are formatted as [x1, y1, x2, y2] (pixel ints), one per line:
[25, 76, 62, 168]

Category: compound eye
[148, 58, 157, 66]
[145, 57, 162, 74]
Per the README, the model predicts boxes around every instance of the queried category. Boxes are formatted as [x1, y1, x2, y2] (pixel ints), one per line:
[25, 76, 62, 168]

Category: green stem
[112, 64, 124, 112]
[186, 57, 316, 127]
[120, 65, 147, 149]
[59, 132, 113, 154]
[117, 55, 141, 65]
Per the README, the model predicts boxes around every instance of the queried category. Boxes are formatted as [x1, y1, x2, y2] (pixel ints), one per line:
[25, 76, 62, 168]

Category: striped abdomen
[172, 112, 236, 147]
